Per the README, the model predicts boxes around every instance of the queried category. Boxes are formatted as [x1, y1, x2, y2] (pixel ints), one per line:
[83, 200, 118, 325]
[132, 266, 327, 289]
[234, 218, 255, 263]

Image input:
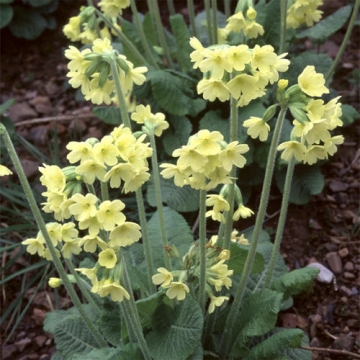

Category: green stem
[224, 0, 231, 19]
[100, 181, 109, 201]
[64, 258, 102, 315]
[109, 59, 131, 128]
[219, 106, 287, 355]
[148, 0, 174, 68]
[0, 124, 107, 348]
[222, 96, 238, 251]
[212, 0, 218, 44]
[135, 189, 156, 294]
[264, 156, 295, 288]
[279, 0, 288, 54]
[325, 0, 359, 83]
[121, 254, 151, 360]
[205, 0, 214, 44]
[94, 8, 149, 66]
[198, 189, 207, 313]
[148, 132, 171, 270]
[187, 0, 197, 37]
[167, 0, 175, 16]
[130, 0, 159, 68]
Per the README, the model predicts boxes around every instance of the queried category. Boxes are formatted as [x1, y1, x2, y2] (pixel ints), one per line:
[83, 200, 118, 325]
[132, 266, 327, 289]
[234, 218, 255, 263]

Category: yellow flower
[173, 145, 208, 172]
[243, 117, 270, 142]
[62, 238, 82, 258]
[79, 215, 102, 236]
[206, 194, 230, 223]
[76, 159, 106, 184]
[109, 221, 141, 247]
[233, 204, 254, 221]
[323, 135, 344, 157]
[226, 12, 247, 33]
[76, 266, 99, 290]
[63, 16, 81, 42]
[190, 129, 223, 156]
[219, 142, 249, 171]
[189, 37, 205, 69]
[61, 222, 78, 242]
[197, 78, 230, 102]
[286, 0, 323, 29]
[165, 281, 190, 301]
[97, 279, 130, 302]
[251, 45, 277, 74]
[277, 140, 307, 162]
[152, 267, 173, 287]
[93, 135, 119, 166]
[39, 164, 66, 192]
[0, 164, 12, 176]
[123, 168, 151, 193]
[160, 163, 189, 187]
[22, 237, 45, 257]
[104, 163, 133, 188]
[69, 193, 98, 222]
[98, 0, 130, 18]
[199, 47, 232, 79]
[65, 46, 91, 73]
[79, 235, 108, 253]
[208, 295, 229, 314]
[227, 73, 258, 100]
[227, 45, 252, 71]
[97, 200, 126, 231]
[46, 222, 63, 246]
[66, 141, 94, 164]
[84, 77, 114, 105]
[298, 65, 329, 97]
[98, 248, 117, 269]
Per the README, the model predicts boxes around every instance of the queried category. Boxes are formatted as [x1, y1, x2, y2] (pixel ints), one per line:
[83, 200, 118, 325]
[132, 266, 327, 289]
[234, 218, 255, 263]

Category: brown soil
[1, 1, 359, 360]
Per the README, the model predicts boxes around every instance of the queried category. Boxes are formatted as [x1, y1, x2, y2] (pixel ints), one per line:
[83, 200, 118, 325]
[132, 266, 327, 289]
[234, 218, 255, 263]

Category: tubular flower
[243, 117, 270, 142]
[206, 194, 230, 223]
[98, 248, 118, 269]
[97, 279, 130, 302]
[208, 295, 229, 314]
[152, 267, 174, 287]
[39, 165, 66, 192]
[164, 281, 190, 301]
[233, 204, 254, 221]
[98, 0, 130, 18]
[109, 221, 142, 247]
[287, 0, 323, 29]
[298, 66, 329, 97]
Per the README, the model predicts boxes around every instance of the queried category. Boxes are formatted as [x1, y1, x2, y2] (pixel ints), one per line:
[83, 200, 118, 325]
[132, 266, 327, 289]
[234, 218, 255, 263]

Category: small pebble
[339, 285, 353, 297]
[310, 336, 320, 347]
[309, 314, 322, 324]
[343, 271, 355, 279]
[307, 262, 334, 283]
[326, 252, 343, 274]
[338, 247, 349, 258]
[344, 261, 354, 271]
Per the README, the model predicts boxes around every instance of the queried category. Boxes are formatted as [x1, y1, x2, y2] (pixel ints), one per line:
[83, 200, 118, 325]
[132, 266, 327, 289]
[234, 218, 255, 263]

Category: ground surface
[0, 1, 359, 360]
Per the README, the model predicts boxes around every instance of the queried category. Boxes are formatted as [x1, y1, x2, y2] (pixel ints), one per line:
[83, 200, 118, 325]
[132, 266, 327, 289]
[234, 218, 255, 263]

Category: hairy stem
[198, 189, 207, 313]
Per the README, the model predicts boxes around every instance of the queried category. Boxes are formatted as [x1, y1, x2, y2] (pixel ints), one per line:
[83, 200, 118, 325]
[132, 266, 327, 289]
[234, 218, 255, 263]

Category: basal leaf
[170, 14, 192, 73]
[147, 69, 195, 116]
[54, 315, 99, 358]
[262, 0, 281, 49]
[146, 296, 203, 360]
[341, 104, 359, 126]
[230, 289, 284, 355]
[276, 164, 324, 205]
[146, 176, 199, 212]
[0, 4, 13, 29]
[270, 267, 319, 300]
[244, 328, 304, 360]
[228, 242, 264, 275]
[147, 206, 194, 268]
[92, 106, 121, 125]
[136, 292, 163, 329]
[296, 5, 352, 42]
[97, 300, 122, 346]
[9, 6, 47, 39]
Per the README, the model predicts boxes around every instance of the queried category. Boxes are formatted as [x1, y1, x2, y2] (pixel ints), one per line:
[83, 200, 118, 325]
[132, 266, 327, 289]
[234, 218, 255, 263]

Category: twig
[300, 345, 360, 359]
[14, 113, 96, 127]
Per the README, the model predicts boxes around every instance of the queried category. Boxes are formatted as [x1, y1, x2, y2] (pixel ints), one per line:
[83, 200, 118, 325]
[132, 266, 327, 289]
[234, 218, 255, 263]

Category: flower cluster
[152, 237, 234, 314]
[63, 2, 127, 44]
[277, 66, 344, 164]
[65, 37, 147, 106]
[286, 0, 324, 29]
[190, 37, 290, 107]
[160, 129, 249, 190]
[226, 6, 264, 39]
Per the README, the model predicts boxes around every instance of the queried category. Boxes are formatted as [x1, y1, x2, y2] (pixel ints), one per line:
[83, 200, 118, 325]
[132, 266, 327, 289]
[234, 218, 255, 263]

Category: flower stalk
[219, 106, 288, 355]
[0, 123, 108, 348]
[198, 189, 207, 313]
[264, 156, 295, 288]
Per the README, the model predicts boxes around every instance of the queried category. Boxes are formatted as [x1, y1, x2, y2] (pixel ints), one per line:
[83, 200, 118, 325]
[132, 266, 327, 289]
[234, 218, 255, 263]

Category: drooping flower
[243, 116, 270, 142]
[152, 267, 174, 287]
[164, 281, 190, 301]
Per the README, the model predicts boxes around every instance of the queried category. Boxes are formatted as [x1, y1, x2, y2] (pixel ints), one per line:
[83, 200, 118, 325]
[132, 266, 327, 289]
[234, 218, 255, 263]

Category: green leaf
[230, 289, 284, 355]
[92, 106, 121, 125]
[245, 328, 304, 360]
[341, 104, 359, 126]
[0, 4, 13, 29]
[136, 292, 163, 329]
[25, 0, 54, 7]
[50, 352, 64, 360]
[147, 206, 194, 267]
[147, 69, 196, 116]
[70, 343, 142, 360]
[262, 0, 281, 49]
[0, 0, 14, 4]
[228, 242, 264, 275]
[296, 6, 352, 42]
[9, 5, 47, 39]
[146, 296, 203, 360]
[286, 52, 333, 86]
[97, 300, 122, 346]
[162, 115, 192, 156]
[170, 14, 192, 73]
[276, 164, 324, 205]
[0, 98, 16, 115]
[270, 267, 319, 300]
[54, 315, 100, 358]
[146, 176, 199, 212]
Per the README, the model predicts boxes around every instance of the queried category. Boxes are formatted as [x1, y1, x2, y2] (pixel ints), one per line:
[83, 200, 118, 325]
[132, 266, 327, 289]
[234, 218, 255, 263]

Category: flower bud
[289, 103, 308, 124]
[246, 7, 257, 20]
